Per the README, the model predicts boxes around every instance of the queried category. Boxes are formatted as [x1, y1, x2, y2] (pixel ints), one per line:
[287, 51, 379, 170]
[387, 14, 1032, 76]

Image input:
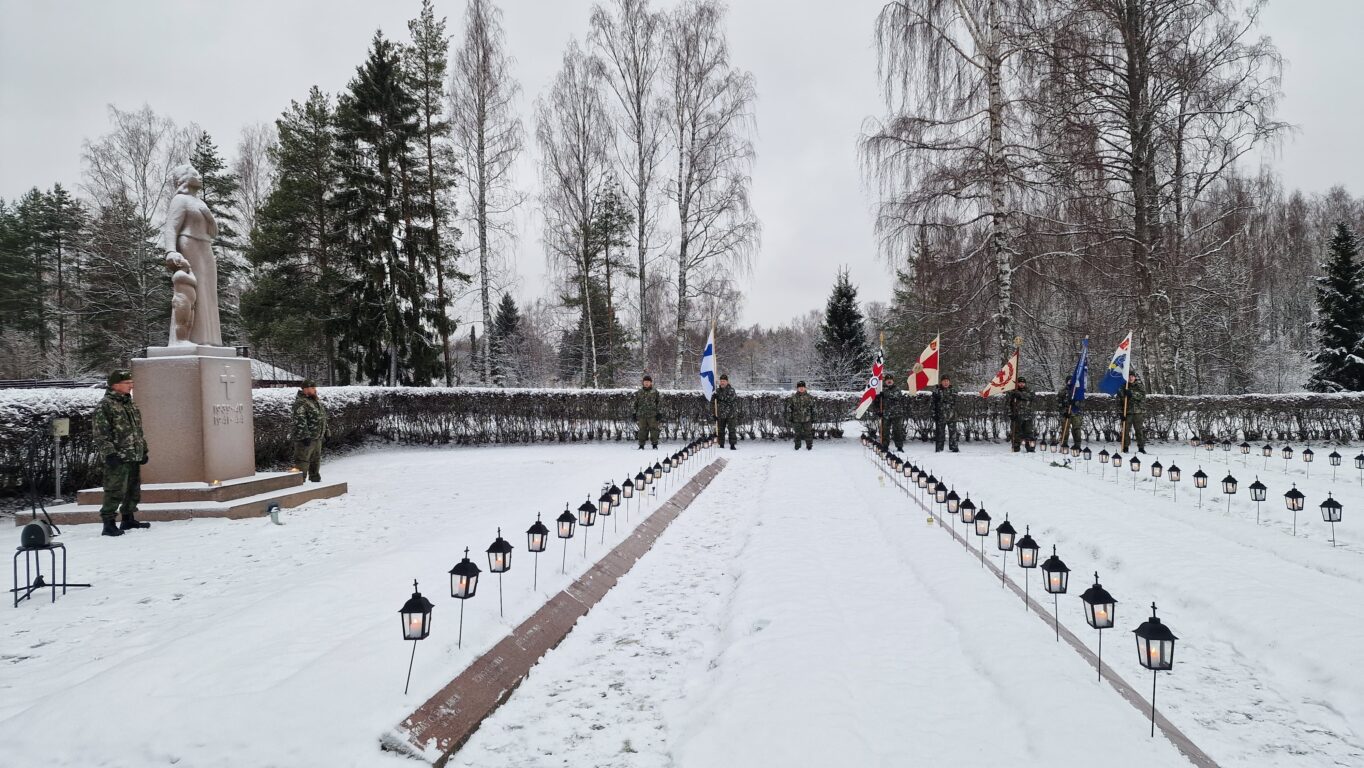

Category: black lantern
[527, 514, 549, 589]
[448, 547, 481, 648]
[995, 515, 1016, 587]
[598, 490, 613, 518]
[1355, 452, 1364, 485]
[1303, 447, 1315, 478]
[1026, 436, 1038, 452]
[1112, 451, 1122, 468]
[1079, 572, 1117, 682]
[1151, 459, 1163, 478]
[556, 507, 576, 573]
[1129, 455, 1141, 490]
[634, 471, 647, 492]
[1040, 545, 1070, 640]
[973, 508, 992, 567]
[621, 476, 634, 500]
[1221, 474, 1238, 515]
[1281, 445, 1293, 473]
[1190, 435, 1201, 449]
[1285, 484, 1305, 536]
[487, 528, 513, 617]
[1050, 438, 1059, 453]
[610, 483, 622, 507]
[1083, 446, 1092, 461]
[399, 579, 435, 694]
[1321, 493, 1343, 546]
[1099, 448, 1110, 464]
[1249, 478, 1267, 524]
[1329, 450, 1342, 482]
[959, 495, 976, 524]
[946, 488, 961, 514]
[1193, 467, 1208, 508]
[1167, 463, 1181, 502]
[1133, 603, 1179, 737]
[1240, 441, 1250, 455]
[934, 481, 948, 505]
[1016, 526, 1040, 613]
[1204, 439, 1215, 453]
[1262, 443, 1273, 457]
[577, 498, 597, 556]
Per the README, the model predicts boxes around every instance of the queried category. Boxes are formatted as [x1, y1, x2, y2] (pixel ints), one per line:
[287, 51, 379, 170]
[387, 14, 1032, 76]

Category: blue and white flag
[1068, 338, 1089, 403]
[1098, 332, 1132, 395]
[699, 328, 717, 400]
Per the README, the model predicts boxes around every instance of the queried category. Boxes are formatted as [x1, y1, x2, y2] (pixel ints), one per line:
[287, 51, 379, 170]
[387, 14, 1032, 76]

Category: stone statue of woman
[162, 163, 222, 346]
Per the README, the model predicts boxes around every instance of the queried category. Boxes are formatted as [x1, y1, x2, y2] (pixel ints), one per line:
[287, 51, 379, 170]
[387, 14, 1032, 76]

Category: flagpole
[879, 331, 886, 448]
[711, 318, 720, 442]
[1120, 336, 1132, 453]
[1012, 336, 1022, 449]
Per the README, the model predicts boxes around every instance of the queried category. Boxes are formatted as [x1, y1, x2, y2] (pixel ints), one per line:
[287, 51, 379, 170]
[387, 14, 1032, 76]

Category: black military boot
[729, 444, 737, 450]
[651, 443, 658, 450]
[120, 514, 151, 530]
[101, 520, 124, 537]
[793, 442, 800, 451]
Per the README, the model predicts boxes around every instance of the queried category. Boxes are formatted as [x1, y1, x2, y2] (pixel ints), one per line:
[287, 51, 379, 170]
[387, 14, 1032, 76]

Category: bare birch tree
[663, 0, 759, 384]
[232, 122, 277, 239]
[862, 0, 1036, 361]
[450, 0, 524, 385]
[536, 40, 613, 387]
[590, 0, 666, 376]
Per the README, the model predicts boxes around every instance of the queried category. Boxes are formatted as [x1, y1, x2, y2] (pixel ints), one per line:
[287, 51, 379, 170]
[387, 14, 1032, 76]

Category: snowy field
[2, 439, 1360, 766]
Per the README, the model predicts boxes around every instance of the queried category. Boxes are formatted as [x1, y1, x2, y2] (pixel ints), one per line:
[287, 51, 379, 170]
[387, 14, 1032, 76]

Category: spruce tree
[490, 292, 522, 386]
[1308, 223, 1364, 392]
[816, 268, 872, 389]
[189, 132, 245, 342]
[332, 33, 442, 385]
[242, 86, 340, 383]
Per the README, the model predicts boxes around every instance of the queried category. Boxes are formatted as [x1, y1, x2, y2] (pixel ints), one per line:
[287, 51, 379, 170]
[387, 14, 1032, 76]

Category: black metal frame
[12, 543, 90, 607]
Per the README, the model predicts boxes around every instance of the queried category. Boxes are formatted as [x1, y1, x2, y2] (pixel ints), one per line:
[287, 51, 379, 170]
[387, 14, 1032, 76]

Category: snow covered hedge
[4, 386, 1362, 497]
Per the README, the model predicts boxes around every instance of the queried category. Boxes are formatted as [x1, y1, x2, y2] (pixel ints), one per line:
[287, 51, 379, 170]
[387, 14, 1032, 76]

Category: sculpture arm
[203, 201, 218, 238]
[162, 197, 187, 253]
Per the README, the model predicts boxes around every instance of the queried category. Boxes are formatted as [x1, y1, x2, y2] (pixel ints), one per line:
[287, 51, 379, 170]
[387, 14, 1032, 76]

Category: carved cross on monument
[220, 367, 238, 400]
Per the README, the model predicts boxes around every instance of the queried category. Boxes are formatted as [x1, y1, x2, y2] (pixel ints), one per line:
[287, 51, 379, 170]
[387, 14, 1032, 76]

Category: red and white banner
[909, 335, 940, 393]
[853, 349, 885, 419]
[980, 349, 1019, 398]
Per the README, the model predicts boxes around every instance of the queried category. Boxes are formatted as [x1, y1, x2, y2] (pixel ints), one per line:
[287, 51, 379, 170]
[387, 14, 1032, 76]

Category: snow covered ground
[2, 439, 1359, 766]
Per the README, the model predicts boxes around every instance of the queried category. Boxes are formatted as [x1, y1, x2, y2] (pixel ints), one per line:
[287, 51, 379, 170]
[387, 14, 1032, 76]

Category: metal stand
[12, 543, 90, 607]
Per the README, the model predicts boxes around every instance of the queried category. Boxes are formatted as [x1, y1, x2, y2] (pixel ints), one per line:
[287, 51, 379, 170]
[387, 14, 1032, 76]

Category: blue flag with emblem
[699, 328, 716, 400]
[1069, 338, 1089, 403]
[1098, 332, 1132, 394]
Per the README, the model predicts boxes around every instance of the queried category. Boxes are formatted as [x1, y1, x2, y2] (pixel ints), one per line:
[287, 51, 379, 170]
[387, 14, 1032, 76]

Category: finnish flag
[699, 329, 717, 400]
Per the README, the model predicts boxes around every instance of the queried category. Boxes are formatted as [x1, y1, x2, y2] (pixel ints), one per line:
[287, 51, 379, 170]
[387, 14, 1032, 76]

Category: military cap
[796, 380, 807, 388]
[301, 379, 318, 389]
[107, 369, 132, 386]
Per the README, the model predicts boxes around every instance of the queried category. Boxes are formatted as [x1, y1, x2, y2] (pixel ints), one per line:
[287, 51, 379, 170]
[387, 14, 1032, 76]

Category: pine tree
[43, 184, 87, 372]
[80, 194, 165, 372]
[406, 0, 462, 385]
[816, 268, 871, 389]
[558, 279, 632, 386]
[242, 87, 341, 383]
[588, 180, 635, 386]
[490, 292, 522, 386]
[189, 132, 245, 343]
[332, 33, 443, 385]
[1307, 223, 1364, 392]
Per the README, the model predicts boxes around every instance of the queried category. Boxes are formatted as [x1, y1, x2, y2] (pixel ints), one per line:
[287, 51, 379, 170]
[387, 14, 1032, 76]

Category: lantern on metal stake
[448, 548, 481, 648]
[1134, 603, 1178, 737]
[1221, 474, 1238, 515]
[1355, 453, 1364, 486]
[1079, 572, 1116, 682]
[577, 498, 597, 556]
[556, 506, 576, 573]
[598, 490, 614, 542]
[527, 514, 549, 590]
[1167, 464, 1181, 502]
[1239, 442, 1250, 466]
[1040, 545, 1070, 641]
[1262, 443, 1273, 470]
[995, 515, 1016, 587]
[1285, 484, 1305, 536]
[1099, 449, 1110, 478]
[1249, 478, 1267, 524]
[958, 495, 975, 548]
[1193, 468, 1208, 508]
[946, 488, 961, 515]
[1321, 493, 1343, 546]
[1129, 454, 1141, 490]
[1329, 450, 1342, 482]
[1150, 459, 1163, 495]
[1303, 447, 1315, 478]
[399, 580, 434, 695]
[1282, 445, 1293, 472]
[621, 476, 635, 520]
[486, 528, 513, 618]
[1017, 527, 1040, 612]
[974, 508, 992, 567]
[1082, 446, 1092, 474]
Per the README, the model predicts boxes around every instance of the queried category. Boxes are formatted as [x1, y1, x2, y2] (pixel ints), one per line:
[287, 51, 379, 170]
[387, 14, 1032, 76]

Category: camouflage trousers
[934, 420, 958, 452]
[1060, 415, 1083, 449]
[1010, 418, 1035, 452]
[1122, 414, 1146, 452]
[636, 417, 660, 448]
[292, 439, 323, 481]
[792, 422, 813, 448]
[99, 461, 141, 523]
[716, 417, 739, 447]
[881, 419, 906, 451]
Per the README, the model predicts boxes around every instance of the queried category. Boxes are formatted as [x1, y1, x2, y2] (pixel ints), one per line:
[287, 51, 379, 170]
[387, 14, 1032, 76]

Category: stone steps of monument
[18, 480, 348, 526]
[75, 471, 305, 505]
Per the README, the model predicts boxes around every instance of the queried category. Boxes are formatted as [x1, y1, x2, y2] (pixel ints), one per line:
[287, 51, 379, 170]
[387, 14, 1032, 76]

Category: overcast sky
[2, 0, 1361, 329]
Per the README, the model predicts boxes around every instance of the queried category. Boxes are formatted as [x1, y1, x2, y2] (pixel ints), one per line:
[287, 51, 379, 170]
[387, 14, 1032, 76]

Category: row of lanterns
[397, 437, 717, 695]
[864, 437, 1177, 737]
[1188, 436, 1364, 484]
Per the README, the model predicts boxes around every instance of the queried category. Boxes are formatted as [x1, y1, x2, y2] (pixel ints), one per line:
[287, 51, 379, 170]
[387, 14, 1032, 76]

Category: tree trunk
[478, 114, 493, 386]
[985, 3, 1012, 360]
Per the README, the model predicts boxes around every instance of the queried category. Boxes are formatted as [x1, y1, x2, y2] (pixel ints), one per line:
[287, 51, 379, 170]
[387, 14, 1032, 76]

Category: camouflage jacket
[633, 388, 662, 420]
[1006, 387, 1034, 420]
[1118, 381, 1146, 414]
[92, 390, 147, 462]
[931, 385, 957, 423]
[785, 391, 814, 424]
[714, 385, 740, 420]
[1056, 388, 1082, 416]
[875, 382, 907, 419]
[291, 392, 328, 441]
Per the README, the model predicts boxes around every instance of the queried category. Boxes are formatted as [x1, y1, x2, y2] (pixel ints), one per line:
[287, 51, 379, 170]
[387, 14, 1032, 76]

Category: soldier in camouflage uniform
[92, 369, 150, 537]
[931, 374, 960, 452]
[875, 373, 907, 452]
[633, 375, 662, 450]
[1056, 374, 1083, 450]
[1118, 370, 1147, 453]
[714, 374, 740, 450]
[291, 379, 328, 481]
[1006, 376, 1036, 453]
[785, 380, 815, 450]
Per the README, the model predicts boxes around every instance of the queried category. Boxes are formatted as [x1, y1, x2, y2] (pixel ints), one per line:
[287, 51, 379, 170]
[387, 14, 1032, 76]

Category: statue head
[171, 163, 203, 195]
